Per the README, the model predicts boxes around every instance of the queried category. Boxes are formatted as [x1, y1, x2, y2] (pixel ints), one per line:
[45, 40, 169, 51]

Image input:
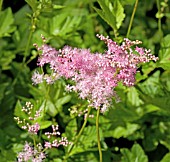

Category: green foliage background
[0, 0, 170, 161]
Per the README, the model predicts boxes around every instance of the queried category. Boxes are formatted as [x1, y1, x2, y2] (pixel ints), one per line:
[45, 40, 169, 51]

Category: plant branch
[96, 107, 102, 162]
[0, 0, 3, 11]
[156, 0, 162, 33]
[63, 106, 92, 161]
[126, 0, 139, 38]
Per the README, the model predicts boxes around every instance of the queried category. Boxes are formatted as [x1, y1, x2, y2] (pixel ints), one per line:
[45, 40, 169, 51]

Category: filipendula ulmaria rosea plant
[14, 101, 71, 162]
[31, 34, 158, 162]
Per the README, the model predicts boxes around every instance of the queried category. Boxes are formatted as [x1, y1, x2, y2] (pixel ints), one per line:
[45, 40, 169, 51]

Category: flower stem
[63, 106, 92, 161]
[22, 29, 33, 64]
[0, 0, 3, 11]
[96, 107, 102, 162]
[156, 0, 162, 33]
[126, 0, 139, 38]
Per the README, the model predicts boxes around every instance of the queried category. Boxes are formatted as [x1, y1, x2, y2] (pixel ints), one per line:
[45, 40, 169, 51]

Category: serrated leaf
[95, 0, 125, 32]
[138, 71, 164, 97]
[94, 1, 117, 31]
[106, 106, 139, 122]
[65, 118, 77, 140]
[112, 123, 139, 138]
[50, 14, 82, 36]
[114, 0, 125, 29]
[127, 87, 143, 106]
[70, 126, 98, 156]
[121, 143, 148, 162]
[158, 34, 170, 70]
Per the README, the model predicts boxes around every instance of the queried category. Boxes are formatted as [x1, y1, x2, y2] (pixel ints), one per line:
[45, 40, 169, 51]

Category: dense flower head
[32, 35, 158, 112]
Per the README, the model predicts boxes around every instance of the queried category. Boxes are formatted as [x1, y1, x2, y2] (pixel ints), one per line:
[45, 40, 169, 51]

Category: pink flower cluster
[15, 102, 71, 161]
[44, 125, 72, 148]
[14, 102, 41, 134]
[17, 142, 46, 162]
[32, 35, 158, 112]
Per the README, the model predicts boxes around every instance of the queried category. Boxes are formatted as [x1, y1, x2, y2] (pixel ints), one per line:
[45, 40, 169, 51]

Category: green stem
[12, 30, 33, 86]
[23, 30, 33, 64]
[12, 16, 35, 86]
[96, 108, 102, 162]
[126, 0, 139, 38]
[156, 0, 162, 33]
[0, 0, 3, 11]
[63, 107, 92, 161]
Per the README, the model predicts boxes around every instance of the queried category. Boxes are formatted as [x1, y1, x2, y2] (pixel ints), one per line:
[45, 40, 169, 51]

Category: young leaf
[0, 8, 16, 37]
[25, 0, 38, 12]
[94, 0, 125, 32]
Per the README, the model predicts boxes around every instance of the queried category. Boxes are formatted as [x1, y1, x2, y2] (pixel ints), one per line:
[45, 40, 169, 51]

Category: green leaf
[94, 0, 125, 32]
[25, 0, 38, 12]
[111, 123, 139, 139]
[161, 153, 170, 162]
[106, 106, 139, 123]
[46, 99, 58, 117]
[0, 83, 8, 104]
[158, 34, 170, 70]
[14, 100, 28, 120]
[114, 0, 125, 29]
[160, 71, 170, 91]
[70, 126, 98, 156]
[120, 0, 136, 5]
[55, 95, 72, 109]
[0, 8, 16, 37]
[121, 143, 148, 162]
[0, 51, 16, 70]
[94, 1, 117, 31]
[127, 87, 143, 106]
[38, 120, 52, 129]
[53, 5, 65, 9]
[49, 14, 82, 36]
[138, 71, 164, 97]
[65, 118, 77, 140]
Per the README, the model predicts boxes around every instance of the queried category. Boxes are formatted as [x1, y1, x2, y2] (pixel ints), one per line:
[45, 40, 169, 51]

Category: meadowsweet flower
[14, 102, 41, 134]
[44, 125, 72, 149]
[17, 142, 46, 162]
[15, 103, 71, 161]
[28, 122, 40, 134]
[33, 35, 158, 112]
[32, 71, 44, 84]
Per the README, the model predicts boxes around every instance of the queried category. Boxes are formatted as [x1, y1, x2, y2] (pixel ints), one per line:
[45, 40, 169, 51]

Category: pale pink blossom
[33, 35, 158, 112]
